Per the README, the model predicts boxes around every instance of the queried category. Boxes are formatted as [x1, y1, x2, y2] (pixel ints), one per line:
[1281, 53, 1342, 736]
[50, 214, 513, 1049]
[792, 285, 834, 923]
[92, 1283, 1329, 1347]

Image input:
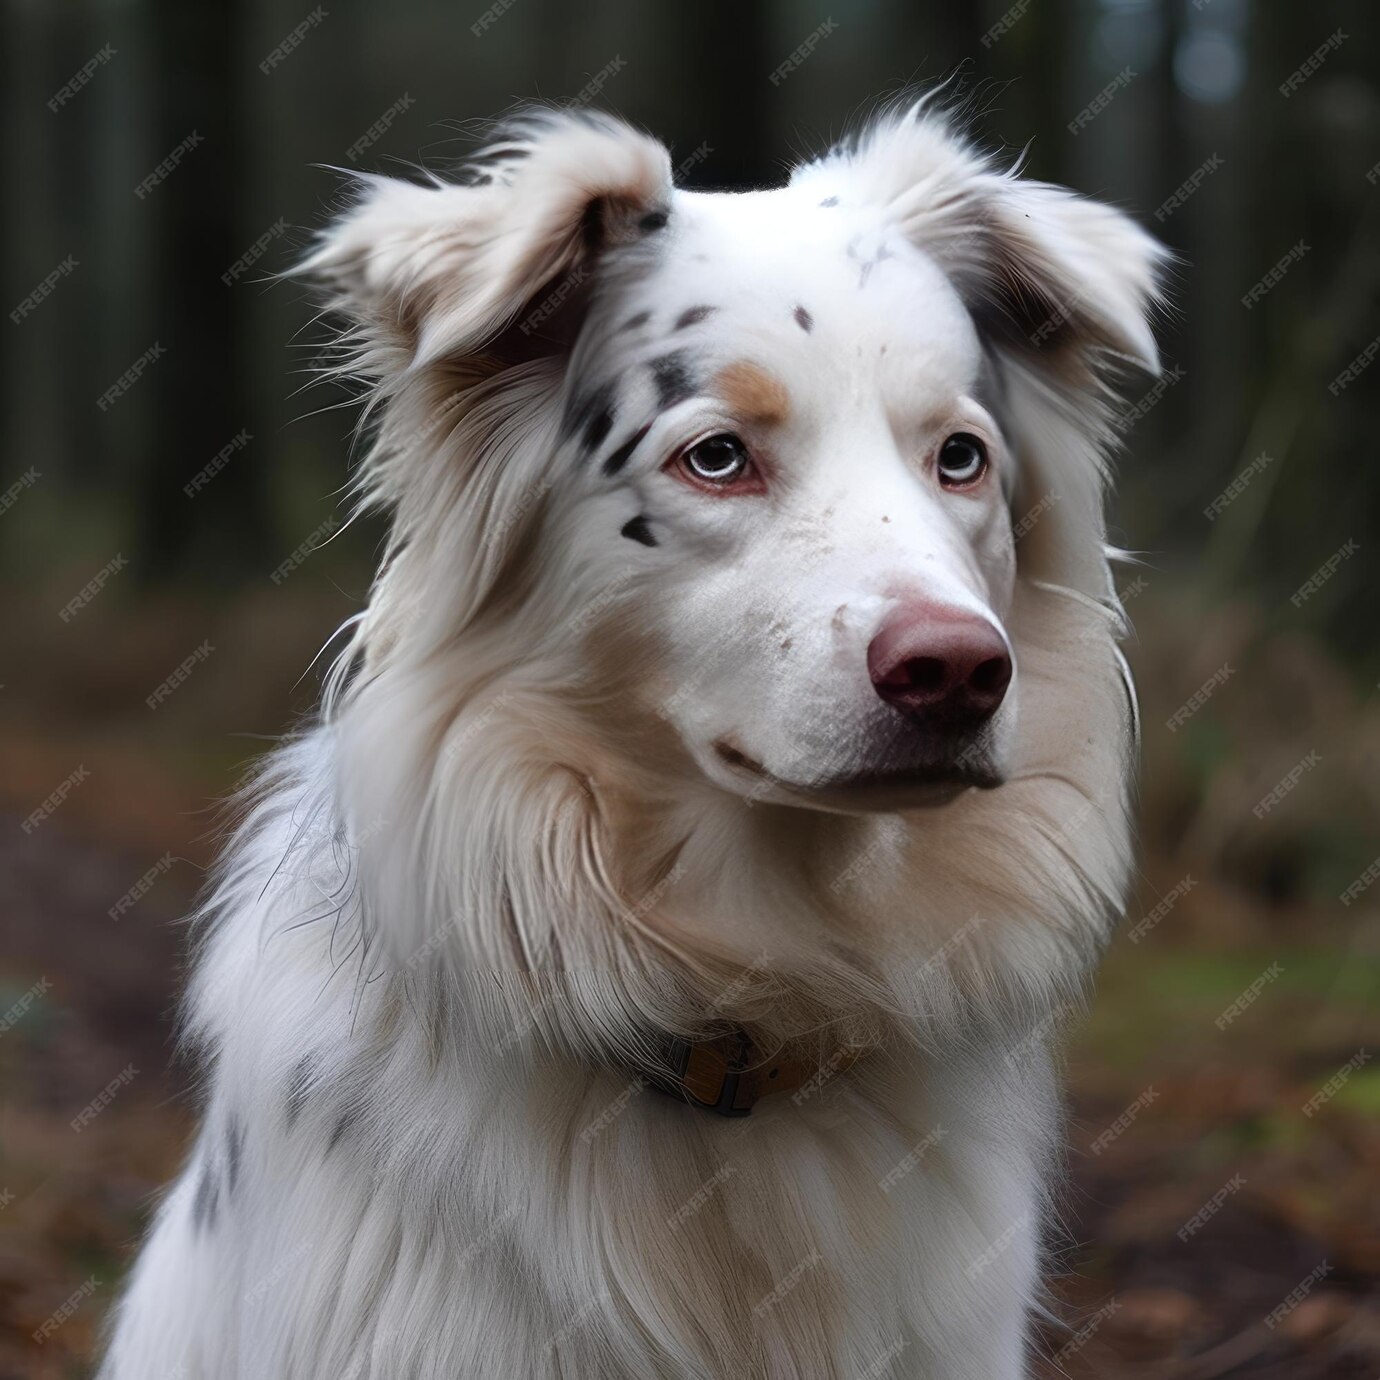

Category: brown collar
[646, 1031, 861, 1117]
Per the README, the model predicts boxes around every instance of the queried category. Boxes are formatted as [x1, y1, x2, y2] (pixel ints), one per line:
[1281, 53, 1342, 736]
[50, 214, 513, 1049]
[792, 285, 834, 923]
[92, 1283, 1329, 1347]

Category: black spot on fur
[192, 1163, 218, 1233]
[674, 305, 715, 331]
[794, 306, 814, 333]
[565, 380, 618, 450]
[639, 209, 669, 232]
[285, 1053, 317, 1130]
[603, 425, 650, 477]
[622, 311, 651, 332]
[820, 196, 839, 207]
[225, 1115, 244, 1196]
[650, 352, 696, 410]
[327, 1111, 357, 1154]
[621, 515, 657, 547]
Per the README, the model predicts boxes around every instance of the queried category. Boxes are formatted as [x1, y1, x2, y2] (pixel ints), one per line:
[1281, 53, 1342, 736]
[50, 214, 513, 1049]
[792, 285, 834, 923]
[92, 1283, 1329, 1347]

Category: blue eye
[937, 433, 988, 487]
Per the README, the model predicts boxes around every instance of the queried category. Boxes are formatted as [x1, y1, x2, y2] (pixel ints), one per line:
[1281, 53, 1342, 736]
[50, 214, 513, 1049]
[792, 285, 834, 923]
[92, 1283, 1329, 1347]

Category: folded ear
[299, 109, 673, 379]
[813, 106, 1166, 378]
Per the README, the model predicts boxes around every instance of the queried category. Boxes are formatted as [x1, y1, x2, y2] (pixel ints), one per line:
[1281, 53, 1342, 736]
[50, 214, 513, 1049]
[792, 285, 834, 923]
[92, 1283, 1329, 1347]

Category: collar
[645, 1030, 862, 1117]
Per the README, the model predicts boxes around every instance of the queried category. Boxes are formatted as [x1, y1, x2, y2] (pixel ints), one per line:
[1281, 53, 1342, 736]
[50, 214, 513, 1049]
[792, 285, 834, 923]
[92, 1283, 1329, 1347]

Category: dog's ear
[817, 108, 1166, 377]
[300, 110, 673, 378]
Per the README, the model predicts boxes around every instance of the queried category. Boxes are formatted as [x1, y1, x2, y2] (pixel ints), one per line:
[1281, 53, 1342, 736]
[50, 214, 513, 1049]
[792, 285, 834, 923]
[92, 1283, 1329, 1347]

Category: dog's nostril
[970, 657, 1010, 694]
[906, 657, 947, 692]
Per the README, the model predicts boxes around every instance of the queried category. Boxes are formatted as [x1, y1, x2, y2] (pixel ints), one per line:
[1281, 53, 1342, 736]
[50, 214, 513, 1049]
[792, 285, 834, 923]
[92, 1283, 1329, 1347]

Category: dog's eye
[678, 434, 754, 488]
[937, 433, 988, 488]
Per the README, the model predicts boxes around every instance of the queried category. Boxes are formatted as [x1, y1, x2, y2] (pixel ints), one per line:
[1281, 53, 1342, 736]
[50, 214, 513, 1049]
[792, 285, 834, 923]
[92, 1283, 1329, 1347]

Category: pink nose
[868, 603, 1012, 727]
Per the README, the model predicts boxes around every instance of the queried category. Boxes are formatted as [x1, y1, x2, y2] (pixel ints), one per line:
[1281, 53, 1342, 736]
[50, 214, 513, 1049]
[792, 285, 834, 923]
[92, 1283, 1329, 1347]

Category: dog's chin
[706, 738, 1006, 815]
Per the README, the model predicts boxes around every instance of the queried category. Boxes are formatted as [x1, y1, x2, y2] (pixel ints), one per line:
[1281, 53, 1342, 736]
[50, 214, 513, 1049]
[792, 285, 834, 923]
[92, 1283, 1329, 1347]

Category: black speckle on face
[622, 311, 651, 333]
[650, 351, 697, 411]
[225, 1115, 244, 1196]
[327, 1110, 357, 1155]
[285, 1052, 316, 1130]
[794, 305, 814, 333]
[639, 209, 669, 232]
[820, 196, 839, 207]
[192, 1163, 218, 1233]
[621, 515, 657, 547]
[674, 305, 715, 331]
[565, 380, 618, 451]
[603, 424, 650, 477]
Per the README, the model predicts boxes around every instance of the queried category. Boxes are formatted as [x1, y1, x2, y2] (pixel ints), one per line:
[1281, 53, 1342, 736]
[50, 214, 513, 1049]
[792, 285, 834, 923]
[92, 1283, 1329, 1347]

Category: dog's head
[302, 105, 1162, 1034]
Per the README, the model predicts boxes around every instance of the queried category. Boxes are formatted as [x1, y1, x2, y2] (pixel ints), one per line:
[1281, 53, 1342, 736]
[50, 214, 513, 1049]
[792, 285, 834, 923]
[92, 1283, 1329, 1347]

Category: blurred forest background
[2, 1, 1378, 1376]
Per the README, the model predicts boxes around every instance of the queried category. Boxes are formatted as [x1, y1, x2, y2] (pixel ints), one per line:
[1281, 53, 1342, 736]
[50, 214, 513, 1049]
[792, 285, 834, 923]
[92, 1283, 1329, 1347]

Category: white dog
[100, 100, 1163, 1379]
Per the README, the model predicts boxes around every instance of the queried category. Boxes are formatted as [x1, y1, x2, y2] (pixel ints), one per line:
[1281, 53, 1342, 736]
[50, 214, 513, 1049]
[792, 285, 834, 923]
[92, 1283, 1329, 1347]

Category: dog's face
[311, 107, 1162, 858]
[566, 191, 1017, 810]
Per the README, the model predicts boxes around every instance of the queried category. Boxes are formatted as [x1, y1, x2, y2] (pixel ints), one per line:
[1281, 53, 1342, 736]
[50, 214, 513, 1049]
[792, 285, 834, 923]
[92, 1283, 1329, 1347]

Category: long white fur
[99, 102, 1163, 1379]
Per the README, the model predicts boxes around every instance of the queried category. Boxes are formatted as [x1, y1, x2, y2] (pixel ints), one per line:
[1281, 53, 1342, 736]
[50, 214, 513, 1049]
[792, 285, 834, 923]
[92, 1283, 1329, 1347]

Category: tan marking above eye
[712, 361, 790, 427]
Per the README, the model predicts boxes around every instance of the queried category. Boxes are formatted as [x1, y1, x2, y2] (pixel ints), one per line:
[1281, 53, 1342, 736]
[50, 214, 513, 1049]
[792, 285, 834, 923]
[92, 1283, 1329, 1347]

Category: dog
[100, 99, 1163, 1379]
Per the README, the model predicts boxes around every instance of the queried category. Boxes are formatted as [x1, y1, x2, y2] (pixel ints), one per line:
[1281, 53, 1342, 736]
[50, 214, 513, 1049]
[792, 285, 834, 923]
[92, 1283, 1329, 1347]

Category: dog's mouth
[712, 738, 1004, 811]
